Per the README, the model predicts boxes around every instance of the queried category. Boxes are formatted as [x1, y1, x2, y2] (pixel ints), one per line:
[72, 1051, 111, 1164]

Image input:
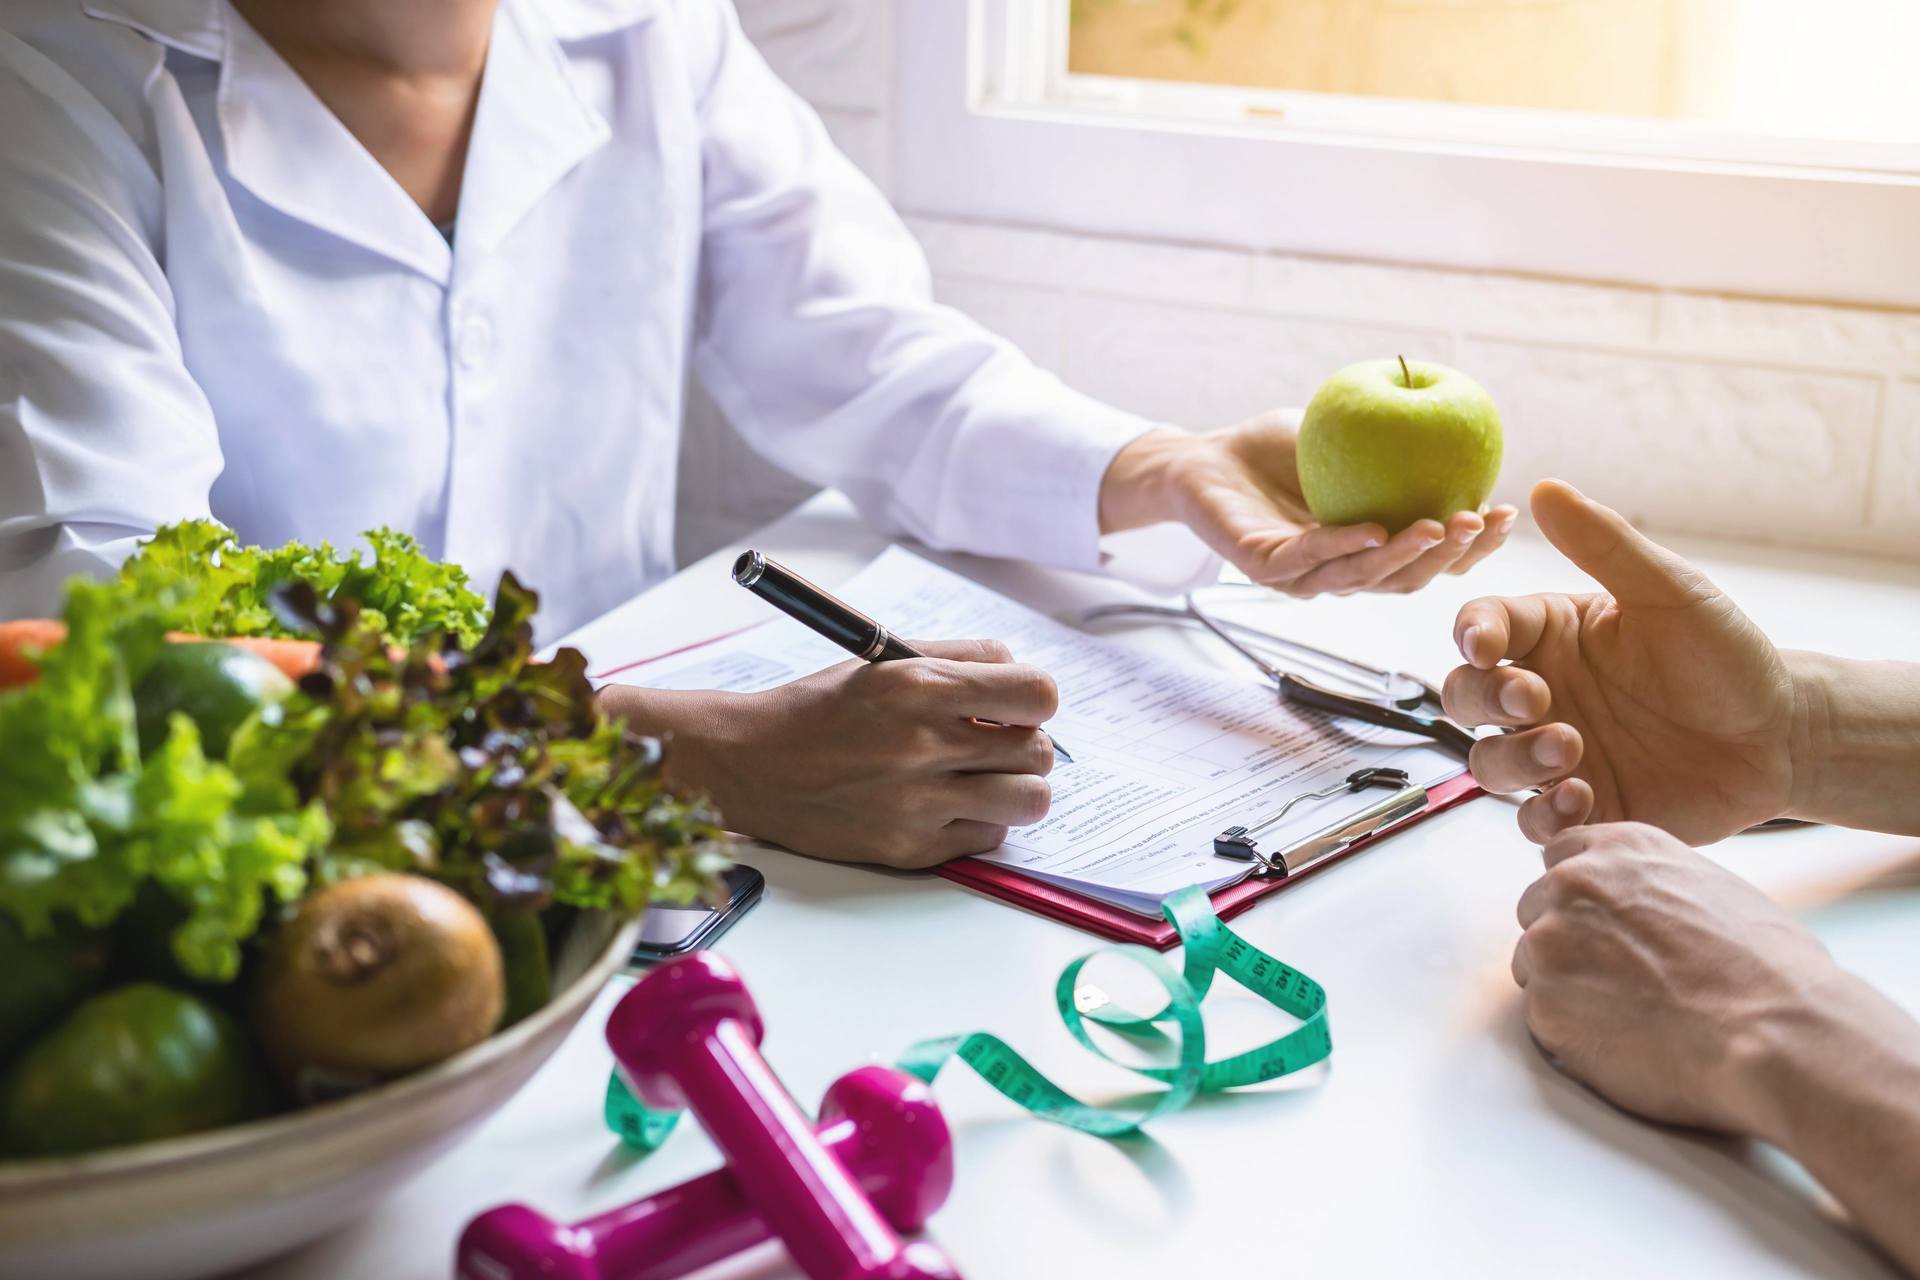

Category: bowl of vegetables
[0, 526, 728, 1280]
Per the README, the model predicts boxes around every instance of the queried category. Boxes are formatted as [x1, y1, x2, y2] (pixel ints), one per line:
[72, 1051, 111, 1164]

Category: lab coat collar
[80, 0, 650, 283]
[545, 0, 660, 41]
[80, 0, 222, 59]
[451, 0, 614, 263]
[217, 7, 454, 282]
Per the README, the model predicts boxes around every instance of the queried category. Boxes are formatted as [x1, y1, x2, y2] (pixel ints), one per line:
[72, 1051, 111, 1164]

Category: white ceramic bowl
[0, 911, 641, 1280]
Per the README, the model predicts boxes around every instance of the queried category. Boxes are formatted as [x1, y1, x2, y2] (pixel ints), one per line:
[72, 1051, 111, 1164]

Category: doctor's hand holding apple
[1100, 356, 1514, 597]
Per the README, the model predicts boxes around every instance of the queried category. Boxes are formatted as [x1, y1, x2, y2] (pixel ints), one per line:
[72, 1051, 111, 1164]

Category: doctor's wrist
[1097, 428, 1194, 535]
[596, 685, 753, 807]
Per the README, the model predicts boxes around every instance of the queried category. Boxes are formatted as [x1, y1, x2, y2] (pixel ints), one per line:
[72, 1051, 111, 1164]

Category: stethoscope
[1078, 584, 1480, 759]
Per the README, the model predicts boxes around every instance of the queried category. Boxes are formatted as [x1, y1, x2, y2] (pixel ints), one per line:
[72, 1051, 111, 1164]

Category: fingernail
[1553, 785, 1583, 816]
[1363, 536, 1382, 548]
[1499, 681, 1531, 717]
[1459, 624, 1483, 663]
[1453, 525, 1478, 544]
[1421, 534, 1444, 549]
[1533, 734, 1571, 769]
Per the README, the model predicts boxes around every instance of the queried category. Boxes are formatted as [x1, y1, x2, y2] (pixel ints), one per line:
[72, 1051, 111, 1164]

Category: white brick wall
[1055, 292, 1448, 432]
[680, 0, 1920, 565]
[1878, 380, 1920, 541]
[1458, 342, 1879, 540]
[906, 213, 1918, 558]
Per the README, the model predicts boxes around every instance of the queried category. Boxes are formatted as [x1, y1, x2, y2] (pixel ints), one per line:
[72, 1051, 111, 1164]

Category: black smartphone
[628, 864, 764, 964]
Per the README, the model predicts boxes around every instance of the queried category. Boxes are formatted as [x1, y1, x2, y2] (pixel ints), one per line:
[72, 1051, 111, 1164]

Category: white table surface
[245, 492, 1920, 1280]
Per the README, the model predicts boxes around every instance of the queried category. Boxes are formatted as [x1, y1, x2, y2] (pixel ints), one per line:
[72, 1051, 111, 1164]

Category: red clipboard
[935, 772, 1485, 950]
[596, 628, 1486, 953]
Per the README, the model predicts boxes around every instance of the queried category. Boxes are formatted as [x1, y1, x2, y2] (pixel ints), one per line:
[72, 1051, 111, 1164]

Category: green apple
[1296, 357, 1503, 532]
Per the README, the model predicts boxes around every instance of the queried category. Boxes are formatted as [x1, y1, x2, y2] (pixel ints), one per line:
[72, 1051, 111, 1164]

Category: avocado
[133, 642, 294, 760]
[0, 914, 111, 1062]
[488, 908, 553, 1029]
[0, 983, 269, 1157]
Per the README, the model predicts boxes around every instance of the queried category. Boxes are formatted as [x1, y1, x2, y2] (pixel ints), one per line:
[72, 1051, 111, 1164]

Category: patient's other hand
[1441, 480, 1796, 844]
[1512, 822, 1844, 1136]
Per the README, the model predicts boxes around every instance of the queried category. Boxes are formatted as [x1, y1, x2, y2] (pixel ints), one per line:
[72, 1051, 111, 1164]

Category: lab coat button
[457, 315, 493, 370]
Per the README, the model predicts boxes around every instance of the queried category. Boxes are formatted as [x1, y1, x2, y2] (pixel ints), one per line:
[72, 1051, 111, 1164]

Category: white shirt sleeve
[680, 0, 1163, 575]
[0, 36, 221, 620]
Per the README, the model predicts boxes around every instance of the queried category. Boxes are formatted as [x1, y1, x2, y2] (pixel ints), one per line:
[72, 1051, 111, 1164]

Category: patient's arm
[1785, 650, 1920, 835]
[1749, 970, 1920, 1278]
[1514, 822, 1920, 1277]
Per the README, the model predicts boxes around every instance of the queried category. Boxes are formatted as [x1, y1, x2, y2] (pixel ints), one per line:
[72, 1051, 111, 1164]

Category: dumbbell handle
[571, 1109, 868, 1280]
[604, 953, 955, 1280]
[672, 1018, 908, 1280]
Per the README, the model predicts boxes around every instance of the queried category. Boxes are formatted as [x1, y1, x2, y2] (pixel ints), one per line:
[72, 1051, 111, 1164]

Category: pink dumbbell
[454, 1064, 954, 1280]
[616, 952, 956, 1280]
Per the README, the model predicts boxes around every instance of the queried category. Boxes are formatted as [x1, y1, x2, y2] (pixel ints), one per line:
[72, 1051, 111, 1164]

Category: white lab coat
[0, 0, 1167, 639]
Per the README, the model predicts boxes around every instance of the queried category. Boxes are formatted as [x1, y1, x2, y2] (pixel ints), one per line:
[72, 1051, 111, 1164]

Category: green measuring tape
[603, 884, 1330, 1147]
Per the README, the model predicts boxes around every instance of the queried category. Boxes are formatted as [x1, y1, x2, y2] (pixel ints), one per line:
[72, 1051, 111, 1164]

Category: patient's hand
[1512, 822, 1842, 1134]
[598, 639, 1056, 868]
[1441, 479, 1797, 844]
[1525, 825, 1920, 1280]
[1100, 412, 1516, 597]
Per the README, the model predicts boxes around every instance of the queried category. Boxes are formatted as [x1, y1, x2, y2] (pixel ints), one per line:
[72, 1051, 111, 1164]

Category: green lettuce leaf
[0, 582, 329, 981]
[273, 574, 728, 918]
[115, 521, 490, 646]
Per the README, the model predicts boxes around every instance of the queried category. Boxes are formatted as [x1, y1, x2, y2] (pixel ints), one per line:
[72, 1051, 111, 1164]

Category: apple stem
[1398, 354, 1412, 388]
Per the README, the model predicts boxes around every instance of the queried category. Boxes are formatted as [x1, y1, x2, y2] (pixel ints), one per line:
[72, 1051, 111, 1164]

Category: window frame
[892, 0, 1920, 308]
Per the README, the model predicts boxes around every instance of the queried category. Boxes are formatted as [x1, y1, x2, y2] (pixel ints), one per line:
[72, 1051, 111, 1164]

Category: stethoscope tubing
[1079, 594, 1476, 759]
[1078, 599, 1432, 707]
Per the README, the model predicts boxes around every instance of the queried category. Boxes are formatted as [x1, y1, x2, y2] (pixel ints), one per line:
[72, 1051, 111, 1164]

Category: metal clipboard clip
[1213, 767, 1429, 878]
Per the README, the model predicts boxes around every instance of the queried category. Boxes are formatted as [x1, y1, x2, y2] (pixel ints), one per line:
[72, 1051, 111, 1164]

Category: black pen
[731, 550, 1074, 764]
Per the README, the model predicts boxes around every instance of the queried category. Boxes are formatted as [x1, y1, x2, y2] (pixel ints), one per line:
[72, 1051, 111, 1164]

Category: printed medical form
[604, 549, 1462, 914]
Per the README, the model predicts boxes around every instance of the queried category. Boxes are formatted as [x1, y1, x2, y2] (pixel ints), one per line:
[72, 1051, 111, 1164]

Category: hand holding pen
[733, 552, 1076, 764]
[594, 551, 1062, 867]
[606, 551, 1065, 869]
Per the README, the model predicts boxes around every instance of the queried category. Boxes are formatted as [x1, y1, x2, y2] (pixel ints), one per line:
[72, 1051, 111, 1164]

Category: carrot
[0, 622, 323, 691]
[180, 634, 321, 683]
[0, 619, 69, 689]
[187, 634, 450, 681]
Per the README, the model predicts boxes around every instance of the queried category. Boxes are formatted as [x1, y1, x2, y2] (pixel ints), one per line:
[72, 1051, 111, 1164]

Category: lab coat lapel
[80, 0, 222, 58]
[451, 0, 614, 265]
[216, 4, 452, 283]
